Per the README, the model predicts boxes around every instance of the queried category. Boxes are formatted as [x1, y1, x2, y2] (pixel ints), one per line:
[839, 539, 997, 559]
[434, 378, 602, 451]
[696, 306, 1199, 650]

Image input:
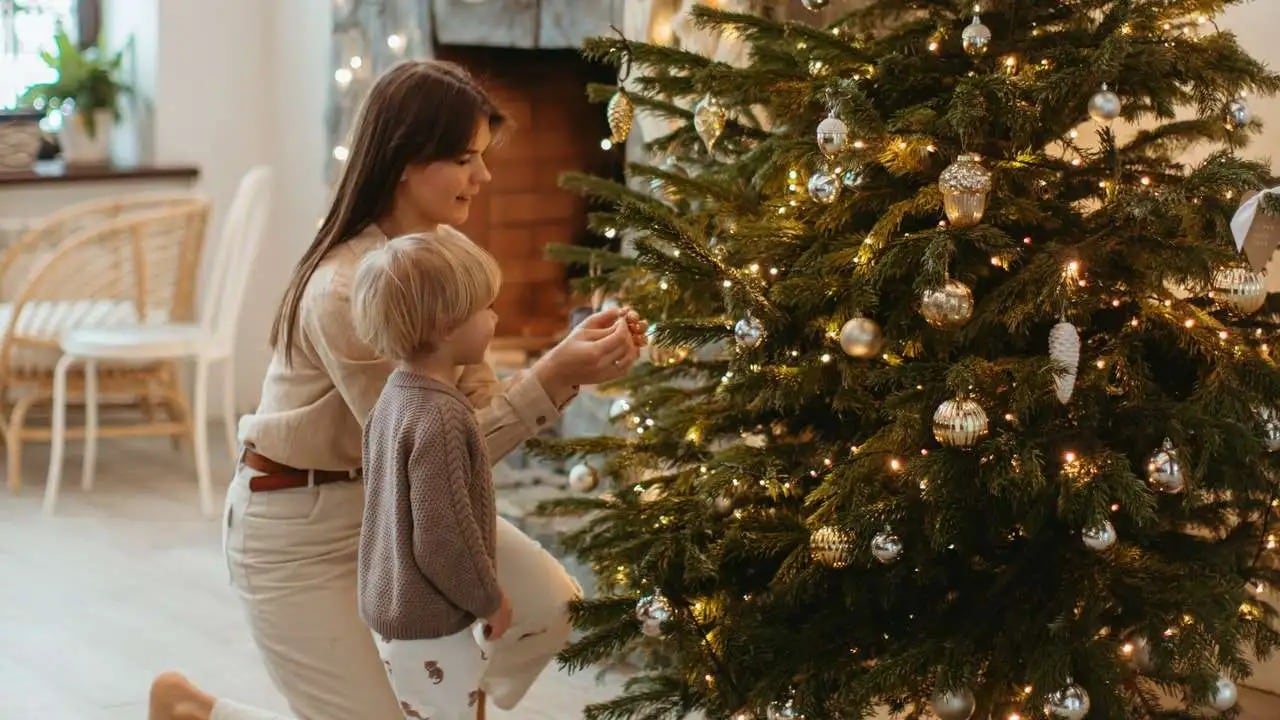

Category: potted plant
[20, 26, 130, 166]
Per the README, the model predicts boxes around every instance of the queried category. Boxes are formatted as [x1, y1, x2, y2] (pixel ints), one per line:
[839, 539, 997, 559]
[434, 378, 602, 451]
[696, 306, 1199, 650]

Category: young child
[351, 231, 512, 720]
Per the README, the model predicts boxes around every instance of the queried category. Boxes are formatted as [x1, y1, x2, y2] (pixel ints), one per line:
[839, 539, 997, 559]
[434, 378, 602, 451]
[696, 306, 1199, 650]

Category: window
[0, 0, 98, 110]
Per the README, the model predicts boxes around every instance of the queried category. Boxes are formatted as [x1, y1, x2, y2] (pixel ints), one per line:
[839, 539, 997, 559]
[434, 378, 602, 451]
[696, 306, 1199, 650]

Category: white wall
[104, 0, 331, 418]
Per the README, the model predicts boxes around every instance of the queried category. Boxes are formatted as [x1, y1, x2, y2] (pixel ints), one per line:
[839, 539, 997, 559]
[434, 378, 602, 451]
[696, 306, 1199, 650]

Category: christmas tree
[535, 2, 1280, 718]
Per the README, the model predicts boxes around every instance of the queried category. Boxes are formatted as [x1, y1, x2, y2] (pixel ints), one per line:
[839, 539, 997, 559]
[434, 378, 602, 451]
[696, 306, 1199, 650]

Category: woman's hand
[533, 307, 646, 405]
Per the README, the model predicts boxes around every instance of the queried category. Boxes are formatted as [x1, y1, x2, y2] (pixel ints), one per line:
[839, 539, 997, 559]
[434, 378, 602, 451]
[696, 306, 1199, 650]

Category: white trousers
[374, 627, 488, 720]
[216, 463, 582, 720]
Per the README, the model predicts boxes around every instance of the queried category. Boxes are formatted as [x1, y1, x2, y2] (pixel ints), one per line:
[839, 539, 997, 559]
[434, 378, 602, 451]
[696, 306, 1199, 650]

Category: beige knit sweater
[357, 370, 501, 640]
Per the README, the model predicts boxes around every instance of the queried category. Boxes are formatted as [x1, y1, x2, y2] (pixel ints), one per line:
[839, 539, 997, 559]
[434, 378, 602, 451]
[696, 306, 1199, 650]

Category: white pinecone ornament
[1049, 321, 1081, 404]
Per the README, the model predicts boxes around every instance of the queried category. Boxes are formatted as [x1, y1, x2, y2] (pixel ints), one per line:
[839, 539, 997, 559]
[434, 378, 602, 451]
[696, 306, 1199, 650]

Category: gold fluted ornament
[809, 526, 853, 568]
[932, 396, 989, 447]
[606, 91, 634, 144]
[1211, 265, 1267, 315]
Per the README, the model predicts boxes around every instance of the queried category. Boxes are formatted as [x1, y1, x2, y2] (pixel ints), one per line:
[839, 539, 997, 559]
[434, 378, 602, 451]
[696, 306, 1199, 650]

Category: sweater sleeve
[407, 404, 503, 621]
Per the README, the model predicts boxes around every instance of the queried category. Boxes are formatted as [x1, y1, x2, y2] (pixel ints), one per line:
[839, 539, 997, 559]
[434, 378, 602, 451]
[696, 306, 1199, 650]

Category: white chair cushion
[61, 324, 204, 359]
[0, 300, 168, 374]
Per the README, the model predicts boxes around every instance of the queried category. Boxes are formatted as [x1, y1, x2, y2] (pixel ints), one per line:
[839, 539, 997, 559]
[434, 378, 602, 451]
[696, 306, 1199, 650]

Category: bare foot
[149, 672, 215, 720]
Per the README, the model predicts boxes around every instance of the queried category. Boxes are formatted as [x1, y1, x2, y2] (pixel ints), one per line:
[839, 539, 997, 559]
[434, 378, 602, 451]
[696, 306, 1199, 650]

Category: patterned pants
[372, 626, 488, 720]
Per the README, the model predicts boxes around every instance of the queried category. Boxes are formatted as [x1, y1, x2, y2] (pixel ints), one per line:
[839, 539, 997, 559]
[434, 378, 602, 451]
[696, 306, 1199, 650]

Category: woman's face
[401, 119, 493, 227]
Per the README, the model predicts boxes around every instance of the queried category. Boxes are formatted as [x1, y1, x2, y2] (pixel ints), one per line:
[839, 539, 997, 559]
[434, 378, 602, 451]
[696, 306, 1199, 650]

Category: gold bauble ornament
[839, 316, 883, 358]
[920, 279, 974, 329]
[932, 397, 989, 447]
[809, 525, 853, 568]
[606, 91, 634, 144]
[1211, 265, 1267, 315]
[938, 153, 992, 228]
[961, 15, 992, 56]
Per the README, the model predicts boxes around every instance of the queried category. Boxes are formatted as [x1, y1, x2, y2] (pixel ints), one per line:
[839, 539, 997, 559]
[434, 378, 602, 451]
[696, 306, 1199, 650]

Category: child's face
[448, 306, 498, 365]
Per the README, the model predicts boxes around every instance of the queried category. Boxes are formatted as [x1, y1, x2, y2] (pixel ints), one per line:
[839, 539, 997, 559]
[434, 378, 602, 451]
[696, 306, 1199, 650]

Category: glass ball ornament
[734, 316, 765, 348]
[930, 687, 976, 720]
[871, 528, 903, 564]
[567, 462, 600, 493]
[710, 492, 736, 518]
[932, 397, 989, 448]
[1258, 405, 1280, 451]
[1209, 676, 1238, 712]
[1211, 265, 1267, 315]
[1226, 98, 1251, 129]
[920, 279, 975, 329]
[608, 395, 636, 426]
[937, 153, 992, 228]
[635, 593, 674, 637]
[766, 699, 804, 719]
[1044, 680, 1091, 720]
[1089, 84, 1122, 122]
[800, 0, 829, 9]
[810, 525, 853, 569]
[1082, 520, 1117, 551]
[839, 316, 883, 358]
[816, 114, 848, 157]
[807, 170, 841, 204]
[1146, 438, 1185, 494]
[961, 15, 992, 56]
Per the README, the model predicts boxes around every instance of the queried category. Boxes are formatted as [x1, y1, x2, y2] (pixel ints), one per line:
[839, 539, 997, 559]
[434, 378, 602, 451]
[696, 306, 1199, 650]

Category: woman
[150, 60, 643, 720]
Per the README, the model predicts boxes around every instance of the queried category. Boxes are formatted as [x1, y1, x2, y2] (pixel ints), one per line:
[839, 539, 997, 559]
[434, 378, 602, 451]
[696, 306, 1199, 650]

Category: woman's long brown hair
[271, 60, 506, 365]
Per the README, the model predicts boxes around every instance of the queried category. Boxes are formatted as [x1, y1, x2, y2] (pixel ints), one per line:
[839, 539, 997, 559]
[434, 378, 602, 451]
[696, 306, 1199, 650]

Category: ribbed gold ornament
[606, 91, 634, 144]
[932, 397, 989, 447]
[809, 526, 853, 568]
[1211, 265, 1267, 315]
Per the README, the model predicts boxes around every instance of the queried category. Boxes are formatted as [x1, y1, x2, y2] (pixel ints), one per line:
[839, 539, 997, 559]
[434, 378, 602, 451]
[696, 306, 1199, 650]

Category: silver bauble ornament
[816, 114, 848, 157]
[871, 528, 903, 564]
[1082, 520, 1117, 551]
[807, 170, 841, 204]
[635, 593, 673, 637]
[839, 316, 884, 358]
[800, 0, 829, 9]
[567, 462, 600, 493]
[608, 396, 637, 426]
[810, 526, 853, 569]
[930, 687, 976, 720]
[1044, 681, 1091, 720]
[766, 699, 803, 720]
[920, 279, 975, 329]
[1146, 438, 1185, 494]
[606, 91, 634, 144]
[932, 397, 989, 447]
[938, 153, 992, 228]
[693, 95, 727, 152]
[1226, 99, 1251, 129]
[961, 16, 992, 56]
[1258, 405, 1280, 451]
[1049, 321, 1081, 404]
[1089, 84, 1122, 122]
[1211, 265, 1267, 315]
[734, 316, 765, 348]
[841, 164, 866, 189]
[1209, 676, 1238, 712]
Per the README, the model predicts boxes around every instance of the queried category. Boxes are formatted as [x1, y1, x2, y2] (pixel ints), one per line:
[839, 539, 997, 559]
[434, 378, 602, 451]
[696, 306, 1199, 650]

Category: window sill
[0, 160, 200, 187]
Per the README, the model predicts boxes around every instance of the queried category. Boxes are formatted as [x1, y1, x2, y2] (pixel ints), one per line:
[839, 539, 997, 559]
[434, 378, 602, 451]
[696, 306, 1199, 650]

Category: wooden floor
[4, 426, 1280, 719]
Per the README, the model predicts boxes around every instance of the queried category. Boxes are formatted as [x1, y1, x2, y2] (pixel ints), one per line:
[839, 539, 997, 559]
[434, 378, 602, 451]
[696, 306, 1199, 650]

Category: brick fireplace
[435, 46, 623, 349]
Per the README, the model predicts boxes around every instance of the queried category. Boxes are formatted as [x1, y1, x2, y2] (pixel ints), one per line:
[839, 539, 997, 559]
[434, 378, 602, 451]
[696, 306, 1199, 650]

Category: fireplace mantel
[431, 0, 625, 50]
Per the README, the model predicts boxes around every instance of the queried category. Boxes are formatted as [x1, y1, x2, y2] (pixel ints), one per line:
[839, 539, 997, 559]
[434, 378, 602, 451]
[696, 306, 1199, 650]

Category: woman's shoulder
[304, 224, 388, 304]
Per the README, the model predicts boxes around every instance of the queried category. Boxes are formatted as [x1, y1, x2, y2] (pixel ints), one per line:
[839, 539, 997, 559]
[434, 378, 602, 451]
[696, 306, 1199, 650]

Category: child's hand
[485, 593, 513, 640]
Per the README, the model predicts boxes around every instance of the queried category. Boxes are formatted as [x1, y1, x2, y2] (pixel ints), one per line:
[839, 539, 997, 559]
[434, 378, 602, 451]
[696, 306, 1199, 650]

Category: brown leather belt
[241, 448, 361, 493]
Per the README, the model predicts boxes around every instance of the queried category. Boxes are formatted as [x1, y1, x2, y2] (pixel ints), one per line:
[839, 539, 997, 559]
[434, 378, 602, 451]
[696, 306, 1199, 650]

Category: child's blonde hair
[352, 231, 501, 363]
